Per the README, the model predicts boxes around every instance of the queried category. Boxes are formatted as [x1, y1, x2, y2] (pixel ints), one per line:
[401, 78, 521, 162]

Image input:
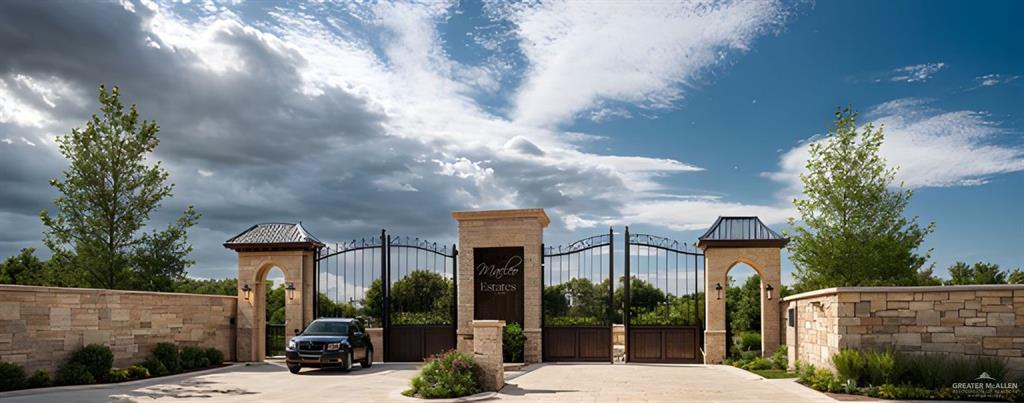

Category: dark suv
[285, 318, 373, 374]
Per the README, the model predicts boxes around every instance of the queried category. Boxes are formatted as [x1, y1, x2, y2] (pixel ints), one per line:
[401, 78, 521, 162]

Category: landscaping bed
[796, 349, 1023, 401]
[0, 342, 227, 393]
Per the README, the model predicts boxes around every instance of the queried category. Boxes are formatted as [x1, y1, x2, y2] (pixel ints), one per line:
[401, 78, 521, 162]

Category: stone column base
[704, 330, 726, 364]
[524, 328, 541, 364]
[472, 320, 505, 392]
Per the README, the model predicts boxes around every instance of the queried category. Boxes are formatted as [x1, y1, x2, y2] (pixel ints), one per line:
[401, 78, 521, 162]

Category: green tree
[728, 276, 762, 334]
[1008, 269, 1024, 285]
[0, 248, 58, 286]
[40, 85, 199, 291]
[946, 261, 1006, 285]
[543, 278, 610, 323]
[172, 277, 237, 295]
[788, 108, 934, 292]
[361, 271, 453, 325]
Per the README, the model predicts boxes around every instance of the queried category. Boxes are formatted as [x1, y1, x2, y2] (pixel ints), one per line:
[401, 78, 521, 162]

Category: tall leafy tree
[40, 85, 199, 291]
[788, 108, 934, 292]
[1007, 268, 1024, 285]
[946, 261, 1007, 285]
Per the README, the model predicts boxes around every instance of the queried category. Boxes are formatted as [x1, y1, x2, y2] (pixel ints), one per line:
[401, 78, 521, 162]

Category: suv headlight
[326, 343, 342, 351]
[287, 340, 296, 350]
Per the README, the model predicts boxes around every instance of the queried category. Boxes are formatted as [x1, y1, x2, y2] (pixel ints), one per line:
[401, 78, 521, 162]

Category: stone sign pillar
[452, 209, 549, 364]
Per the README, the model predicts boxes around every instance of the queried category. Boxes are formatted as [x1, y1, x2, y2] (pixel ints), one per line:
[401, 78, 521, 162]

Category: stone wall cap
[471, 320, 507, 327]
[782, 284, 1024, 302]
[452, 208, 550, 227]
[0, 283, 239, 300]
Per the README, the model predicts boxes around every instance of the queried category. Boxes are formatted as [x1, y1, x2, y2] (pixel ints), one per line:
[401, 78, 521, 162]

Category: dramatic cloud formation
[502, 0, 786, 127]
[768, 98, 1024, 197]
[0, 0, 788, 278]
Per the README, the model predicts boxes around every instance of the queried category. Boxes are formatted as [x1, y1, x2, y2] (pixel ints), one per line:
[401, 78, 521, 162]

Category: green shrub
[876, 384, 935, 400]
[26, 370, 51, 388]
[770, 345, 788, 370]
[141, 356, 169, 377]
[863, 350, 895, 386]
[502, 323, 525, 363]
[107, 368, 131, 383]
[808, 368, 843, 393]
[742, 357, 773, 371]
[731, 331, 761, 355]
[0, 362, 27, 391]
[832, 349, 866, 385]
[404, 350, 482, 399]
[152, 342, 181, 373]
[180, 346, 210, 370]
[68, 344, 113, 382]
[204, 348, 225, 366]
[126, 365, 150, 380]
[795, 361, 815, 384]
[56, 362, 95, 385]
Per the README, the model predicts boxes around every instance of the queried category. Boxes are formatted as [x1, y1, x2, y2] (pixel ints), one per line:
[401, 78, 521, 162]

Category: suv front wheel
[288, 364, 301, 374]
[340, 351, 353, 372]
[361, 348, 373, 368]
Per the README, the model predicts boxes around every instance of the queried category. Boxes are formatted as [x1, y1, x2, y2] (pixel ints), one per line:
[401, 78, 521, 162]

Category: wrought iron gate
[624, 227, 704, 363]
[314, 230, 457, 362]
[266, 323, 285, 357]
[541, 229, 614, 362]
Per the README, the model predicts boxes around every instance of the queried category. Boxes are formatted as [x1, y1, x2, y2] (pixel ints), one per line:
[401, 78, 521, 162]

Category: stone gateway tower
[697, 217, 788, 364]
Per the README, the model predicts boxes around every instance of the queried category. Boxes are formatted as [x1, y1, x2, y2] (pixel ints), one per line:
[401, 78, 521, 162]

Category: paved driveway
[0, 362, 834, 403]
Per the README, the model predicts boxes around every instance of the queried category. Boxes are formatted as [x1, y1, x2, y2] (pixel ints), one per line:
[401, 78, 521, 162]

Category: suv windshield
[302, 321, 348, 336]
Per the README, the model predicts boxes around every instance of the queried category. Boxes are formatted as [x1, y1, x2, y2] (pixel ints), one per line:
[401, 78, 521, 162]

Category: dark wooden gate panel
[543, 326, 611, 362]
[388, 325, 455, 362]
[628, 326, 700, 363]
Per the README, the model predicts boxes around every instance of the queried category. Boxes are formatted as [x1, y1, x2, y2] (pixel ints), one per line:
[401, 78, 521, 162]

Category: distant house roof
[696, 216, 789, 249]
[223, 222, 325, 251]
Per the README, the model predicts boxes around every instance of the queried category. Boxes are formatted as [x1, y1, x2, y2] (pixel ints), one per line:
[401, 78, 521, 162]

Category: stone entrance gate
[223, 209, 787, 364]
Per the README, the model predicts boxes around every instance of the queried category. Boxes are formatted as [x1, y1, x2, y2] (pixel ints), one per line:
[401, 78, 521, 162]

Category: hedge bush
[404, 350, 482, 399]
[56, 362, 95, 385]
[26, 370, 51, 388]
[205, 348, 224, 366]
[0, 362, 26, 391]
[141, 356, 169, 377]
[770, 345, 788, 370]
[107, 368, 131, 383]
[152, 342, 181, 373]
[502, 323, 525, 363]
[68, 344, 114, 382]
[180, 346, 210, 370]
[126, 365, 150, 380]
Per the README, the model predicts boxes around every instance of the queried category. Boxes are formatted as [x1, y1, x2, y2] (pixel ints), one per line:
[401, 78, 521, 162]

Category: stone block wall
[784, 285, 1024, 375]
[0, 284, 237, 373]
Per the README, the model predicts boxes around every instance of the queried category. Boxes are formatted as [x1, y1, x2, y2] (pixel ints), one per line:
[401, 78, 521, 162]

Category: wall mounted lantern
[241, 284, 252, 301]
[286, 282, 296, 300]
[715, 282, 723, 300]
[766, 284, 774, 300]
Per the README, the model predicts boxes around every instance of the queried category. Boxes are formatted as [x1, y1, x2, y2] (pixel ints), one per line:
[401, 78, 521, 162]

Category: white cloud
[888, 62, 946, 83]
[769, 99, 1024, 196]
[973, 73, 1019, 88]
[501, 0, 785, 127]
[618, 196, 795, 231]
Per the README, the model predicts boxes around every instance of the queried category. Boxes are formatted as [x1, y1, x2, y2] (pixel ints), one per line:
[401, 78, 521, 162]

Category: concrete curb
[0, 363, 245, 399]
[389, 390, 499, 402]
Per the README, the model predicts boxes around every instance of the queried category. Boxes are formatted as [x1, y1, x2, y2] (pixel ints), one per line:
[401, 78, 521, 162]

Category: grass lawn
[750, 369, 798, 379]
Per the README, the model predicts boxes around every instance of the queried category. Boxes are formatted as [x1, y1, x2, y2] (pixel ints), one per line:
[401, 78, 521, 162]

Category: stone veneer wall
[0, 284, 237, 373]
[783, 285, 1024, 375]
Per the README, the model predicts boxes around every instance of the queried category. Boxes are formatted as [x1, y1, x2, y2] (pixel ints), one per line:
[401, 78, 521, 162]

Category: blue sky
[0, 0, 1021, 286]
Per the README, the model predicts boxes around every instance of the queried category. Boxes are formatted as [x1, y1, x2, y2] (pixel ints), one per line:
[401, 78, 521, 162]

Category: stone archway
[698, 217, 788, 364]
[224, 223, 323, 362]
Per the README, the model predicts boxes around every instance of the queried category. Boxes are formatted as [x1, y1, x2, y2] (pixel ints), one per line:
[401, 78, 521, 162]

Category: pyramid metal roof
[697, 216, 788, 249]
[223, 222, 324, 251]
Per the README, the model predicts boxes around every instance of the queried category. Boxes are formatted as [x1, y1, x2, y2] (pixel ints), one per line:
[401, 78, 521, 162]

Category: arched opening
[262, 266, 287, 357]
[724, 262, 762, 360]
